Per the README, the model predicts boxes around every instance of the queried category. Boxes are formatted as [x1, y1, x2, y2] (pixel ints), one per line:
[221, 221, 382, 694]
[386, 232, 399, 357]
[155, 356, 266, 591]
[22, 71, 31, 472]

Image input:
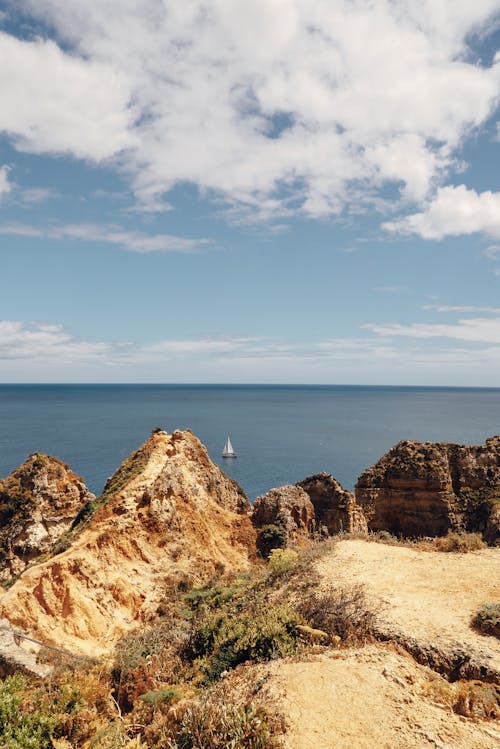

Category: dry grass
[435, 531, 486, 552]
[296, 584, 379, 644]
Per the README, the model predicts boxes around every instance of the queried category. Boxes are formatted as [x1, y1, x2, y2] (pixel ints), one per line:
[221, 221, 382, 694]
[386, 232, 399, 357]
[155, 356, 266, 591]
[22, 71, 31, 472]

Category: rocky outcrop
[356, 437, 500, 542]
[0, 454, 95, 582]
[0, 430, 255, 656]
[297, 472, 367, 535]
[252, 485, 315, 545]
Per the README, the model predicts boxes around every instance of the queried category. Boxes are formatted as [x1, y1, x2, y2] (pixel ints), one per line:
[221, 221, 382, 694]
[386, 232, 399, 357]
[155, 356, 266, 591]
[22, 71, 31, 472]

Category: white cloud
[0, 321, 113, 361]
[383, 185, 500, 239]
[364, 316, 500, 343]
[0, 221, 210, 253]
[0, 165, 11, 198]
[0, 31, 134, 160]
[1, 1, 499, 217]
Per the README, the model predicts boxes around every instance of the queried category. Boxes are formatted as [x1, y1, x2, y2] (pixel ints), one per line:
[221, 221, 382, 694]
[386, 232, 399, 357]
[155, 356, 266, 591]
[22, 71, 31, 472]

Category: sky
[1, 0, 500, 385]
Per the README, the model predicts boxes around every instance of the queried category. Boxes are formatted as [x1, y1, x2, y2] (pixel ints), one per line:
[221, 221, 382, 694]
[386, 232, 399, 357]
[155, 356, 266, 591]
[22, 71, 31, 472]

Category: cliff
[0, 429, 255, 656]
[356, 436, 500, 541]
[0, 453, 94, 582]
[297, 471, 367, 534]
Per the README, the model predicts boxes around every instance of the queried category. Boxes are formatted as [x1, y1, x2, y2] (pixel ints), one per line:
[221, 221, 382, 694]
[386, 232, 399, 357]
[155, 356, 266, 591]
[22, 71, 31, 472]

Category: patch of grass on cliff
[51, 441, 154, 557]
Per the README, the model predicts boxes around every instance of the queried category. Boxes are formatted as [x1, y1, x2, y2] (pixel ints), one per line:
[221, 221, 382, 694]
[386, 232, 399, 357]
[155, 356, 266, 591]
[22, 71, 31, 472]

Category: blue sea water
[0, 384, 499, 500]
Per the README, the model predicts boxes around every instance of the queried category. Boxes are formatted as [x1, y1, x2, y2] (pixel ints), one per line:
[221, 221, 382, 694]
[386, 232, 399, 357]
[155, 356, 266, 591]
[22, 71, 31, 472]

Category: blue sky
[1, 0, 500, 384]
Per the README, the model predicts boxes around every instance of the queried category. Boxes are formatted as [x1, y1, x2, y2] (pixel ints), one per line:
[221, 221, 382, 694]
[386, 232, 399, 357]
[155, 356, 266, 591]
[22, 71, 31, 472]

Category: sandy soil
[315, 539, 500, 674]
[260, 646, 500, 749]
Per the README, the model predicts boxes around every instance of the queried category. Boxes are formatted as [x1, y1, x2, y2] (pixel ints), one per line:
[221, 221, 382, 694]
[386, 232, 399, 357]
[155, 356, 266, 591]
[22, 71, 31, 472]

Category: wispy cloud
[0, 165, 11, 198]
[374, 286, 406, 294]
[3, 320, 500, 383]
[0, 321, 114, 361]
[0, 222, 211, 253]
[364, 317, 500, 344]
[422, 304, 500, 314]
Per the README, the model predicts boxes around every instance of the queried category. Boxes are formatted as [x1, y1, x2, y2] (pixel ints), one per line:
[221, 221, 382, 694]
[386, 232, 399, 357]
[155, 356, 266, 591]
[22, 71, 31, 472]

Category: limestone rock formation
[297, 472, 367, 535]
[0, 430, 255, 656]
[252, 485, 315, 544]
[0, 453, 95, 582]
[356, 436, 500, 542]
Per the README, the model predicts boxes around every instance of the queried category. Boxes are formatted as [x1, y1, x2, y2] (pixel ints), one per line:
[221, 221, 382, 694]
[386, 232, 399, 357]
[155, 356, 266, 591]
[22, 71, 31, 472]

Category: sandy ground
[315, 539, 500, 674]
[248, 539, 500, 748]
[261, 646, 500, 749]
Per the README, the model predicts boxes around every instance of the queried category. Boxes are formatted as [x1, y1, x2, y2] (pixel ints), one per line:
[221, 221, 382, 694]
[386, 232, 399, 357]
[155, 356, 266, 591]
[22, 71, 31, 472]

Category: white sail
[222, 435, 236, 457]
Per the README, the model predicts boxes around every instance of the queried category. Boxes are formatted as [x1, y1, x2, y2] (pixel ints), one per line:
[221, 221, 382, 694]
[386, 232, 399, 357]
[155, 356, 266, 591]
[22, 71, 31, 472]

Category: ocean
[0, 384, 499, 500]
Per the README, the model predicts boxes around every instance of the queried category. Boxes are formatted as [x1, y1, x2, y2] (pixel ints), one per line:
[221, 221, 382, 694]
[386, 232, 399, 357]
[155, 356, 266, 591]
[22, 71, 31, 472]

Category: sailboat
[222, 435, 237, 458]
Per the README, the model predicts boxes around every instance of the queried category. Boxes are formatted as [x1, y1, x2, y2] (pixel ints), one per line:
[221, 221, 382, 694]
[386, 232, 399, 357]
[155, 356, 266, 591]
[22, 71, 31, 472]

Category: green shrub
[0, 674, 58, 749]
[267, 548, 298, 576]
[472, 603, 500, 638]
[190, 603, 301, 681]
[435, 531, 486, 552]
[256, 524, 286, 558]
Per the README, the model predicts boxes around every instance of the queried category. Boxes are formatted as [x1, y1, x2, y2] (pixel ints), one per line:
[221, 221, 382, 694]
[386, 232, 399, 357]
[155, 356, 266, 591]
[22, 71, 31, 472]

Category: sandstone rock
[0, 454, 95, 582]
[252, 485, 315, 544]
[0, 430, 256, 656]
[297, 472, 367, 535]
[356, 437, 500, 541]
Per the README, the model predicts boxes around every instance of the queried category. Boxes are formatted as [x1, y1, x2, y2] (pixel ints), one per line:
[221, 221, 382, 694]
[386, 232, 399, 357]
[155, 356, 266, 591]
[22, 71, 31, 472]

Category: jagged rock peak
[356, 437, 500, 542]
[0, 453, 94, 582]
[297, 472, 367, 535]
[0, 429, 255, 657]
[252, 485, 315, 543]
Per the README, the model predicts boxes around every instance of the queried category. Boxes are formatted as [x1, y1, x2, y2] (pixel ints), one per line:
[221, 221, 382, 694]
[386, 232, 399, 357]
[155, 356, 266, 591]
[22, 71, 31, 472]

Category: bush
[267, 548, 298, 576]
[112, 621, 189, 712]
[256, 524, 287, 558]
[435, 531, 486, 552]
[0, 674, 58, 749]
[472, 603, 500, 638]
[189, 603, 301, 681]
[171, 697, 278, 749]
[297, 585, 378, 643]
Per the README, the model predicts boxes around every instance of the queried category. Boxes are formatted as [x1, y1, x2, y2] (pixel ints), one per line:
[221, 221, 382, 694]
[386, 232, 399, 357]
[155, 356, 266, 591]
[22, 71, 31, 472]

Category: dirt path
[262, 646, 500, 749]
[315, 540, 500, 675]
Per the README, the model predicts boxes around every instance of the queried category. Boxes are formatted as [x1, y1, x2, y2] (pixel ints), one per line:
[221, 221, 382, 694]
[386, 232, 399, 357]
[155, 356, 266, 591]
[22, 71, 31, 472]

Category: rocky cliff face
[252, 485, 315, 546]
[0, 454, 94, 582]
[356, 437, 500, 542]
[297, 472, 367, 535]
[0, 430, 255, 656]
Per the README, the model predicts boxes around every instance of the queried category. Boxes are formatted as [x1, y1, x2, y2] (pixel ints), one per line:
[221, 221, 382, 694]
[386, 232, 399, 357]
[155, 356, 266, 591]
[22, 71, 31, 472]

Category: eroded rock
[297, 472, 367, 535]
[0, 454, 95, 582]
[252, 485, 315, 544]
[356, 436, 500, 541]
